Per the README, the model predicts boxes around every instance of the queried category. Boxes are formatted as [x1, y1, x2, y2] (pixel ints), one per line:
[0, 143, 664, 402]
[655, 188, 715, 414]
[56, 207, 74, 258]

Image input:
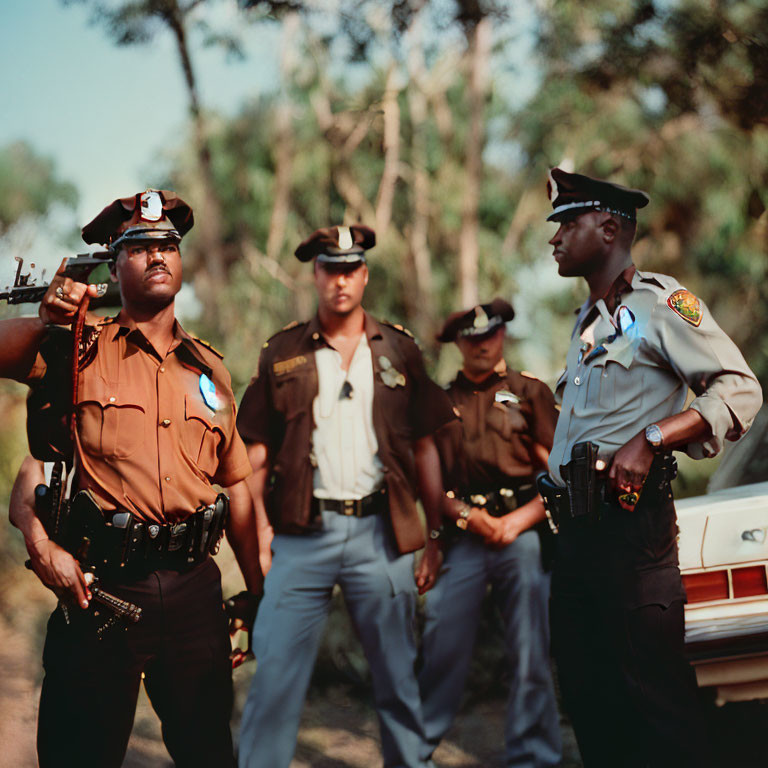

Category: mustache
[145, 263, 171, 275]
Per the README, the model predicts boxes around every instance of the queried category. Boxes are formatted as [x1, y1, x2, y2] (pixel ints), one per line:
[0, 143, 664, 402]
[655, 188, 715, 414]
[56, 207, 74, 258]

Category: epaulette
[192, 336, 224, 359]
[382, 320, 415, 339]
[262, 320, 308, 349]
[520, 370, 540, 380]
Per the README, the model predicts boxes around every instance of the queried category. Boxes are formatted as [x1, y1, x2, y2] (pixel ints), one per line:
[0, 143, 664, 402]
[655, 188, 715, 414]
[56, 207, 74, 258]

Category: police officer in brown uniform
[1, 190, 262, 768]
[539, 169, 763, 767]
[418, 299, 562, 767]
[235, 225, 454, 768]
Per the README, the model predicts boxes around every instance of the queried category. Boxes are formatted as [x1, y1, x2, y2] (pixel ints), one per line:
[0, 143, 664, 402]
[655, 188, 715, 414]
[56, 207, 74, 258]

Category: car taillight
[683, 570, 729, 603]
[731, 565, 768, 598]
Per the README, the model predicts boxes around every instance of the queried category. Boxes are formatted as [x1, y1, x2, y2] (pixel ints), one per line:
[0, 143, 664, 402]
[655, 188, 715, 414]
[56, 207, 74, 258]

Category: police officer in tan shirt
[2, 190, 263, 768]
[236, 225, 454, 768]
[539, 169, 762, 768]
[418, 299, 562, 767]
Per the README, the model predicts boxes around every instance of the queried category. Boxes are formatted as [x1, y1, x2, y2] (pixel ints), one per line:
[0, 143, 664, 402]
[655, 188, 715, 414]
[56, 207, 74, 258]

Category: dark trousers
[37, 557, 234, 768]
[550, 485, 711, 768]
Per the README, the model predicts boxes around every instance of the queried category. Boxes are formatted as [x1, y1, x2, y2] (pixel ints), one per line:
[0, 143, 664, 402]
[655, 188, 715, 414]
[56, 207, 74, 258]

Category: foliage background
[0, 0, 766, 763]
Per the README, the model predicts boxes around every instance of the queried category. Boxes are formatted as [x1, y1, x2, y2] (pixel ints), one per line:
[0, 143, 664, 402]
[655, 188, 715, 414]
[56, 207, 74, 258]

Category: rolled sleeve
[652, 297, 762, 458]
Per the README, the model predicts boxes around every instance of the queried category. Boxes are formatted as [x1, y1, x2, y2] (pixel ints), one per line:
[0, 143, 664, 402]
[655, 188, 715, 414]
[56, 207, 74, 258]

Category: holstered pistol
[560, 441, 600, 524]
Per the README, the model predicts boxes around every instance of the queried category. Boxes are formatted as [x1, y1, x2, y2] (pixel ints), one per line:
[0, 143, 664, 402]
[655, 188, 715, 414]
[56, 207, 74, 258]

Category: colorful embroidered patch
[666, 289, 702, 327]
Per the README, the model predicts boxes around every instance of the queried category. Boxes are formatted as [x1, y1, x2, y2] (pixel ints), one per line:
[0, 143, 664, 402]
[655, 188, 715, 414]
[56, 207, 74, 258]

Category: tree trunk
[166, 2, 227, 314]
[266, 13, 299, 262]
[406, 8, 434, 343]
[459, 17, 491, 308]
[375, 64, 401, 236]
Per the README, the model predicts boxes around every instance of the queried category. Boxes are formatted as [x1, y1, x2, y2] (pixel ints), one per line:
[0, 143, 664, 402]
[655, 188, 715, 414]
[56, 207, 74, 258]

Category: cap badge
[140, 190, 163, 222]
[666, 289, 702, 327]
[378, 355, 406, 388]
[338, 226, 353, 250]
[473, 306, 489, 329]
[199, 373, 220, 411]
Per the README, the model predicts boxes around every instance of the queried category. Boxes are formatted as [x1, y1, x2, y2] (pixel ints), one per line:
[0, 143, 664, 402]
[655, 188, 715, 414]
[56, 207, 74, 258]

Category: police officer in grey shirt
[538, 168, 762, 768]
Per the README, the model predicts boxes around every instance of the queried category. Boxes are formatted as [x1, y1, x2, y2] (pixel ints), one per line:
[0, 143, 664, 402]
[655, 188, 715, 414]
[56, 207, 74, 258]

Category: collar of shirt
[453, 369, 507, 392]
[574, 265, 638, 339]
[108, 316, 212, 377]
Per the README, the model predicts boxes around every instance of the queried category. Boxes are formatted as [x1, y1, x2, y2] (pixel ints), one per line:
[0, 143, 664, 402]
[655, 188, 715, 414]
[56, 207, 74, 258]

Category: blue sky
[0, 0, 281, 220]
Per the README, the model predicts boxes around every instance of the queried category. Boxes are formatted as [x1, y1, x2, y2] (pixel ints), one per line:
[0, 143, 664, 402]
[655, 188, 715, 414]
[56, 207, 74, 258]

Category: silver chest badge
[199, 373, 220, 411]
[495, 390, 520, 405]
[378, 356, 406, 388]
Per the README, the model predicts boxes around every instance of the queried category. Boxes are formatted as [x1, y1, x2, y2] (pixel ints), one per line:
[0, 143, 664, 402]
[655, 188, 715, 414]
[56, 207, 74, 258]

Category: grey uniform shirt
[549, 269, 762, 486]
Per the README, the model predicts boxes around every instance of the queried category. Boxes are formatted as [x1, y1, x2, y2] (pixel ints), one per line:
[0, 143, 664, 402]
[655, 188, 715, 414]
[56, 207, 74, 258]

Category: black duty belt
[313, 487, 387, 518]
[537, 452, 677, 533]
[460, 483, 536, 518]
[103, 493, 230, 571]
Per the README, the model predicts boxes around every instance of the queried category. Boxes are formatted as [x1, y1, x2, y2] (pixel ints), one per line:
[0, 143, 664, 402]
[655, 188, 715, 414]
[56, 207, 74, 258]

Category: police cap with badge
[294, 224, 376, 264]
[546, 168, 650, 222]
[82, 189, 194, 250]
[437, 298, 515, 344]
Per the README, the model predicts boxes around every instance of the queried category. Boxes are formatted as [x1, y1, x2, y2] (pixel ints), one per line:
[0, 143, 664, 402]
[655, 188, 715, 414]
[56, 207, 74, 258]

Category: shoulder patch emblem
[273, 355, 307, 376]
[666, 289, 702, 327]
[192, 336, 224, 358]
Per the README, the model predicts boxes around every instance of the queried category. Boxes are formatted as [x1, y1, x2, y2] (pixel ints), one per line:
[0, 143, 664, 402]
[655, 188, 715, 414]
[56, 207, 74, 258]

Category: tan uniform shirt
[549, 269, 762, 486]
[440, 368, 558, 493]
[27, 316, 251, 523]
[236, 312, 455, 554]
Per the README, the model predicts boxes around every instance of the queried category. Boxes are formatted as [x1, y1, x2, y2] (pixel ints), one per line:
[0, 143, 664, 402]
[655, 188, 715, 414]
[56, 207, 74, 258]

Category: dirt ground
[3, 566, 768, 768]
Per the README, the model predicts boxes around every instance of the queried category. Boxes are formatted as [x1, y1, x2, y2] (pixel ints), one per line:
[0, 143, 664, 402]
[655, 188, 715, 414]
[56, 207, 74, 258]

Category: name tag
[273, 355, 307, 376]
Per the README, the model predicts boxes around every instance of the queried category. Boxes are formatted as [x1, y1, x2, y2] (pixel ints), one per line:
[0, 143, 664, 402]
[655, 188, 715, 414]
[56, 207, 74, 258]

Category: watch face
[646, 425, 663, 447]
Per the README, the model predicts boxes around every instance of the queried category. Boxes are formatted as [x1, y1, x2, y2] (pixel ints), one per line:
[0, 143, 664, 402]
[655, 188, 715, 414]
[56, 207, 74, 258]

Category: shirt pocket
[76, 377, 146, 460]
[184, 394, 225, 477]
[585, 338, 642, 414]
[272, 370, 310, 421]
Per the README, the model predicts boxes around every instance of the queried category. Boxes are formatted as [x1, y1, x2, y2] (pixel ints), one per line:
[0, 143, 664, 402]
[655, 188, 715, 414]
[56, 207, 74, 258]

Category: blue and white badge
[199, 373, 220, 411]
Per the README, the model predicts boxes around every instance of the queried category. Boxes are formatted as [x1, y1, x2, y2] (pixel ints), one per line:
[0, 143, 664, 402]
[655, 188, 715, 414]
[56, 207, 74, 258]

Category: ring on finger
[55, 286, 66, 299]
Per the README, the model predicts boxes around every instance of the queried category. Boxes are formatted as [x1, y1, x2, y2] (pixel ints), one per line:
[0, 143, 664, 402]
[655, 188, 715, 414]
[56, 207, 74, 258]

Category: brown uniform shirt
[438, 367, 558, 494]
[27, 316, 251, 524]
[237, 312, 455, 554]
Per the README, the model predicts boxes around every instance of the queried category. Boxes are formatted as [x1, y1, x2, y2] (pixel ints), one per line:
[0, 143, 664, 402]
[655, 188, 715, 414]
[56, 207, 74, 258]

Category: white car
[677, 481, 768, 705]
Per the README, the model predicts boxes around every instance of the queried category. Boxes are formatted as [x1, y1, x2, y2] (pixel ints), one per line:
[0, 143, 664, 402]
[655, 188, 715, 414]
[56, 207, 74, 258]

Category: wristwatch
[428, 526, 445, 542]
[645, 423, 664, 452]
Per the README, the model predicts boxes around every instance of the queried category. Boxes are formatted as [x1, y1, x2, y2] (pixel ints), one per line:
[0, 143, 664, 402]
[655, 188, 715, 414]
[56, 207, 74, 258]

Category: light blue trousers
[419, 530, 562, 767]
[238, 510, 430, 768]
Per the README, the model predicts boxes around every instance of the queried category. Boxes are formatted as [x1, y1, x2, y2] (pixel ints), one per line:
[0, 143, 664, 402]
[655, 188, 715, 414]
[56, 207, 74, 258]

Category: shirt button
[574, 376, 582, 385]
[161, 419, 171, 427]
[312, 332, 320, 341]
[164, 476, 171, 482]
[109, 396, 116, 402]
[159, 367, 165, 373]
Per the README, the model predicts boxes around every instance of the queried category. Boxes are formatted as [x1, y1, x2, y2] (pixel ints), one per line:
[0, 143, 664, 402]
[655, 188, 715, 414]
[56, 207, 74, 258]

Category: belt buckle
[343, 499, 356, 517]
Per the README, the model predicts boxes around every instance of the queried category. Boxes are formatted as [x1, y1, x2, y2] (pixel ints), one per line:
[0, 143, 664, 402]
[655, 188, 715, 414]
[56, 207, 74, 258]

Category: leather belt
[313, 487, 387, 518]
[460, 483, 536, 518]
